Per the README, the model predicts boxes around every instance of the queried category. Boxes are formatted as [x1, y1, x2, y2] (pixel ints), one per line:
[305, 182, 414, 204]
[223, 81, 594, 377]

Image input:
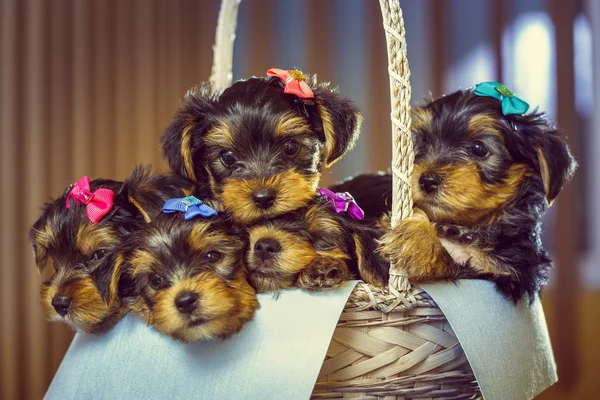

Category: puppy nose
[254, 238, 282, 260]
[419, 173, 442, 193]
[252, 189, 276, 209]
[174, 292, 199, 314]
[52, 295, 72, 316]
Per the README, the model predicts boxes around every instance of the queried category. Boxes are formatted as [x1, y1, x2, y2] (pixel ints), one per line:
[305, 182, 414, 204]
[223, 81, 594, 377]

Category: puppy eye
[205, 251, 222, 263]
[219, 150, 237, 167]
[470, 141, 490, 158]
[149, 274, 166, 290]
[283, 140, 300, 157]
[91, 249, 109, 261]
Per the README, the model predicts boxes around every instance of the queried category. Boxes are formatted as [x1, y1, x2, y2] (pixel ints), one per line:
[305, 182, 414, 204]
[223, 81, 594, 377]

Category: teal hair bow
[162, 196, 217, 220]
[473, 82, 530, 116]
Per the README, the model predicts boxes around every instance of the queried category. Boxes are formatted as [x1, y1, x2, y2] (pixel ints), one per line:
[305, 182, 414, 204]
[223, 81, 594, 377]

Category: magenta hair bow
[267, 68, 315, 100]
[317, 188, 365, 220]
[65, 176, 115, 224]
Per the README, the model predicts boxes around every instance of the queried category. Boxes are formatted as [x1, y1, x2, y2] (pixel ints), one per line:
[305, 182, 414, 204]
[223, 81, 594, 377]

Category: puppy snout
[52, 295, 72, 316]
[419, 173, 441, 194]
[175, 292, 199, 314]
[254, 238, 281, 261]
[252, 189, 276, 209]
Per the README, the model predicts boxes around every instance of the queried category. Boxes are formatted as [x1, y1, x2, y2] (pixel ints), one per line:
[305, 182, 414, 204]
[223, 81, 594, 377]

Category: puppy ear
[118, 166, 194, 222]
[96, 251, 132, 307]
[312, 83, 362, 167]
[161, 83, 218, 183]
[29, 214, 50, 272]
[534, 130, 576, 204]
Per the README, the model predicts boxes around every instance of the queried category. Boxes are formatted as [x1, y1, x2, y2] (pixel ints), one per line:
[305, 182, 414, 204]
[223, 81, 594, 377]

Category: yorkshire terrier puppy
[161, 68, 362, 224]
[108, 208, 258, 342]
[379, 83, 576, 302]
[246, 194, 389, 293]
[29, 166, 193, 333]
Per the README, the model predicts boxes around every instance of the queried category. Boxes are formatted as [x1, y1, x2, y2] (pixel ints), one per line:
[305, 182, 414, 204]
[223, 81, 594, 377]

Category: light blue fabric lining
[45, 281, 358, 400]
[421, 280, 557, 400]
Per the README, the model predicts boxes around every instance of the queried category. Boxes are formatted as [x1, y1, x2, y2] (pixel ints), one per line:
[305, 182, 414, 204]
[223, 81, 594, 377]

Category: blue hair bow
[473, 81, 530, 116]
[162, 196, 217, 220]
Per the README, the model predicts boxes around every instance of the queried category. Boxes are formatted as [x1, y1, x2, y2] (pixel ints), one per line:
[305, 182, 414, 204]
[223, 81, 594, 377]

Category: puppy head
[411, 89, 576, 225]
[30, 179, 138, 333]
[116, 214, 258, 342]
[246, 219, 319, 293]
[161, 71, 362, 223]
[30, 167, 189, 333]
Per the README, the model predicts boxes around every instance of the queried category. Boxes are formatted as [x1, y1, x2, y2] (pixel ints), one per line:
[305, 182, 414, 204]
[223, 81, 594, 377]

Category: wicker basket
[212, 1, 481, 398]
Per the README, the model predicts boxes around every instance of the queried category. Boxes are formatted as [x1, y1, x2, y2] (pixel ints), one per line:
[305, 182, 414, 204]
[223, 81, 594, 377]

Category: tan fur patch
[316, 100, 336, 166]
[151, 270, 258, 342]
[188, 225, 241, 278]
[536, 146, 552, 202]
[41, 274, 119, 333]
[34, 223, 56, 250]
[466, 114, 502, 139]
[128, 194, 151, 223]
[181, 124, 197, 182]
[412, 163, 531, 225]
[130, 249, 160, 275]
[352, 233, 385, 287]
[204, 118, 234, 148]
[76, 224, 120, 256]
[412, 107, 433, 133]
[305, 206, 344, 237]
[108, 253, 125, 306]
[247, 225, 318, 293]
[378, 209, 452, 281]
[221, 170, 318, 224]
[250, 226, 318, 272]
[274, 113, 311, 137]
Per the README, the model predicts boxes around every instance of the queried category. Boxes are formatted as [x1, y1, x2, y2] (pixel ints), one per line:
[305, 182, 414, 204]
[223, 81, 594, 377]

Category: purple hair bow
[317, 188, 365, 220]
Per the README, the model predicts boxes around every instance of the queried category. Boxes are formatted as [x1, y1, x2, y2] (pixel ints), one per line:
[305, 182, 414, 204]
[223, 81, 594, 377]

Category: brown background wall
[0, 0, 596, 399]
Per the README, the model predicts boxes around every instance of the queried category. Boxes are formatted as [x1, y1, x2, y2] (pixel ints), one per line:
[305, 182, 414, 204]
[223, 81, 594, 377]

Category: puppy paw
[294, 257, 353, 290]
[378, 209, 453, 282]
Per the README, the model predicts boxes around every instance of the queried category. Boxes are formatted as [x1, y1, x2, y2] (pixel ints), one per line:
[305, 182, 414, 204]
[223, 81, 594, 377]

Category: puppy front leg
[378, 208, 458, 283]
[294, 249, 353, 291]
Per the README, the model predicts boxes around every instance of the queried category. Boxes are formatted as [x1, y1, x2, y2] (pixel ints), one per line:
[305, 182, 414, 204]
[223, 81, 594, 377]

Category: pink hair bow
[267, 68, 315, 100]
[65, 176, 115, 224]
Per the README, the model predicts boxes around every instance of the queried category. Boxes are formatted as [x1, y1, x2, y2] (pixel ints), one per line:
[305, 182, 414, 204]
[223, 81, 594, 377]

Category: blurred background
[0, 0, 597, 398]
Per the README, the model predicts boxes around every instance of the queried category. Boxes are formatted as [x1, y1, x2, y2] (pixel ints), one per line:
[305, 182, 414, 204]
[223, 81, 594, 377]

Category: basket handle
[379, 0, 414, 295]
[379, 0, 413, 224]
[210, 0, 241, 91]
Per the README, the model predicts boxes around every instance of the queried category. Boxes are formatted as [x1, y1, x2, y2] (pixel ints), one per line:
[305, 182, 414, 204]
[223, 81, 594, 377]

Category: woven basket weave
[311, 1, 481, 398]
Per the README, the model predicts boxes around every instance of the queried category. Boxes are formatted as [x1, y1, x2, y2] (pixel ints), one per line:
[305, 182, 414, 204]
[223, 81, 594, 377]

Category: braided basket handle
[210, 0, 241, 91]
[379, 0, 414, 295]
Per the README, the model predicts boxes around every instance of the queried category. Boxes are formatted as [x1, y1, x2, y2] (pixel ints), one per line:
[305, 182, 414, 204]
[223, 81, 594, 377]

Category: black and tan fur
[161, 73, 362, 224]
[379, 89, 577, 302]
[29, 166, 194, 333]
[108, 213, 258, 342]
[246, 197, 389, 293]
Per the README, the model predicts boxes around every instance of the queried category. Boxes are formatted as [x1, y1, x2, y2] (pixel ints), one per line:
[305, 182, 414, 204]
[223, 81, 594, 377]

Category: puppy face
[30, 167, 193, 333]
[411, 90, 576, 225]
[30, 180, 136, 333]
[117, 214, 258, 342]
[161, 74, 362, 224]
[246, 221, 318, 293]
